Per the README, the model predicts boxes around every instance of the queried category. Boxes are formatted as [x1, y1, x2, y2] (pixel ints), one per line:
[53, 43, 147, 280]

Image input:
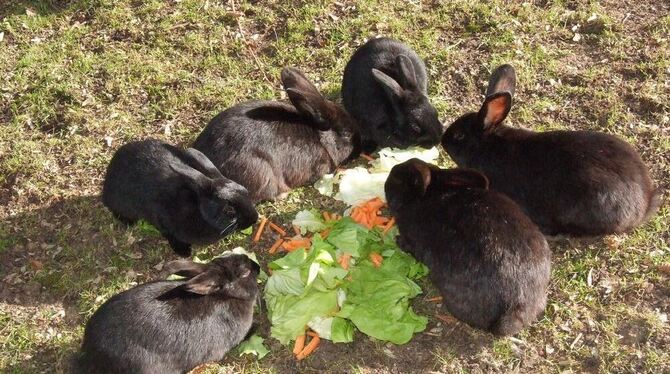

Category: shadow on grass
[0, 0, 78, 18]
[0, 195, 176, 314]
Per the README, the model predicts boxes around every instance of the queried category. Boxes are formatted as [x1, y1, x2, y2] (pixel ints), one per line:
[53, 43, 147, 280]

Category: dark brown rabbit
[102, 139, 258, 257]
[193, 67, 360, 202]
[75, 254, 260, 374]
[442, 64, 661, 236]
[385, 158, 551, 336]
[341, 37, 443, 152]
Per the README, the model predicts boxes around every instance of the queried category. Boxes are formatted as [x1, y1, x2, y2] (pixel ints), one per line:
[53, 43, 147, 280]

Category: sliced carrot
[319, 228, 331, 239]
[435, 314, 456, 324]
[331, 213, 340, 220]
[268, 221, 287, 236]
[253, 216, 268, 242]
[296, 334, 320, 360]
[382, 217, 396, 234]
[360, 153, 375, 162]
[282, 238, 312, 251]
[426, 296, 443, 303]
[292, 224, 301, 236]
[322, 211, 332, 222]
[338, 253, 352, 270]
[369, 252, 383, 268]
[268, 238, 284, 254]
[306, 330, 319, 338]
[293, 334, 306, 355]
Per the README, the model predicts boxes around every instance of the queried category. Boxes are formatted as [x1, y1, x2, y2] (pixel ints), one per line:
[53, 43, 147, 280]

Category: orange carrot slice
[338, 253, 352, 270]
[322, 211, 332, 222]
[293, 334, 306, 355]
[296, 334, 320, 360]
[268, 238, 284, 254]
[253, 216, 268, 242]
[292, 225, 301, 236]
[369, 252, 383, 267]
[268, 221, 287, 236]
[426, 296, 443, 303]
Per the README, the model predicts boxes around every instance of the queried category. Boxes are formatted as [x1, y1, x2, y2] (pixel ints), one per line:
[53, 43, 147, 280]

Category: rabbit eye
[410, 123, 422, 134]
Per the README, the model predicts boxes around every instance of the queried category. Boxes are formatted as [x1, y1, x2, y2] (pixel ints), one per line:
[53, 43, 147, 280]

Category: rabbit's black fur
[341, 37, 442, 151]
[193, 67, 360, 202]
[102, 139, 258, 256]
[75, 254, 260, 374]
[442, 64, 661, 236]
[386, 159, 551, 336]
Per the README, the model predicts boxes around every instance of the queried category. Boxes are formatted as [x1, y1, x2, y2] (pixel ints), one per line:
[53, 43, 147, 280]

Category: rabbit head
[163, 254, 260, 299]
[372, 55, 443, 149]
[385, 158, 489, 211]
[281, 67, 360, 159]
[171, 150, 259, 235]
[442, 64, 516, 167]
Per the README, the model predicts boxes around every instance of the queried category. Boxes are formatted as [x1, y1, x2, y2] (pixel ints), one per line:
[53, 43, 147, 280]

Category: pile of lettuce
[314, 146, 440, 205]
[264, 211, 429, 346]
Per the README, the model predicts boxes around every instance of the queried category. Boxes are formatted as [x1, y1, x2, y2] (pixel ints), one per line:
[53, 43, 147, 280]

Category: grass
[1, 0, 668, 373]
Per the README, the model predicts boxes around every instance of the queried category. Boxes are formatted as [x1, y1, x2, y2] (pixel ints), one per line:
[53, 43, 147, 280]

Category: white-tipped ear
[372, 68, 403, 99]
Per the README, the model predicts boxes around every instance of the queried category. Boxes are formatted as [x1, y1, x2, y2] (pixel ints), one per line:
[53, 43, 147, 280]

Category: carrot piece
[360, 153, 375, 162]
[306, 330, 319, 338]
[382, 217, 396, 234]
[366, 197, 385, 210]
[296, 334, 321, 360]
[282, 238, 312, 251]
[292, 225, 301, 236]
[293, 334, 306, 355]
[268, 221, 287, 236]
[268, 238, 284, 254]
[322, 211, 331, 222]
[435, 314, 456, 324]
[338, 253, 352, 270]
[369, 252, 383, 267]
[319, 228, 331, 239]
[331, 213, 340, 220]
[253, 216, 268, 242]
[426, 296, 443, 303]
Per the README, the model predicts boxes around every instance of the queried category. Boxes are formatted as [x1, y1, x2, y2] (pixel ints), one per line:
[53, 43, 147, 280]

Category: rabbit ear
[170, 162, 211, 193]
[185, 148, 223, 178]
[478, 92, 512, 133]
[163, 260, 208, 279]
[285, 88, 332, 131]
[444, 169, 489, 190]
[486, 64, 516, 97]
[396, 55, 418, 89]
[405, 158, 432, 195]
[281, 67, 321, 97]
[182, 271, 220, 295]
[372, 68, 403, 100]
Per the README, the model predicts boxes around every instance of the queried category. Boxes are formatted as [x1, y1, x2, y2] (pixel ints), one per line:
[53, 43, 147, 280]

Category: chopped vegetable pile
[261, 199, 429, 359]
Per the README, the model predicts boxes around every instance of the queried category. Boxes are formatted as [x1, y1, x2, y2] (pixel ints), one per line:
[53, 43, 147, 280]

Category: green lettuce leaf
[237, 334, 269, 359]
[292, 209, 327, 234]
[267, 290, 339, 345]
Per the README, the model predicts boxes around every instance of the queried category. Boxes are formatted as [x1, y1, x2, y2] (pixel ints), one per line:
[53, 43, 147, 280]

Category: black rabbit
[75, 254, 260, 374]
[102, 139, 258, 257]
[442, 64, 661, 236]
[193, 67, 360, 202]
[386, 158, 551, 336]
[341, 37, 442, 152]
